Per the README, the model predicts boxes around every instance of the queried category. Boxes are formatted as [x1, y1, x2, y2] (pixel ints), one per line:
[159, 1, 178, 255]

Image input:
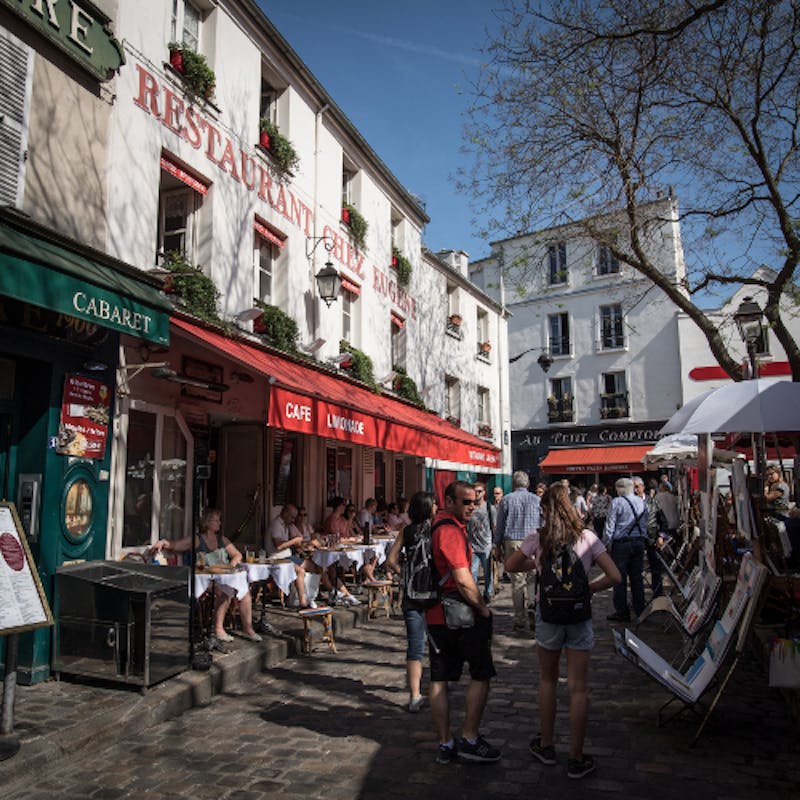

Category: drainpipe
[312, 104, 330, 339]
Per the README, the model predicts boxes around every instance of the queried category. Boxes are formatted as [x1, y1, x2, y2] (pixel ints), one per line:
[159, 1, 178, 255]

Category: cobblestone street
[2, 585, 798, 800]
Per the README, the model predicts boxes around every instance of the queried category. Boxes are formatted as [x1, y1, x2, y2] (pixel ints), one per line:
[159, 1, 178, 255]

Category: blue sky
[258, 1, 499, 261]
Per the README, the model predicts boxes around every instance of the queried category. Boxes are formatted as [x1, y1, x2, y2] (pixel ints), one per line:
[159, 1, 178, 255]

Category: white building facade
[103, 0, 510, 553]
[470, 199, 685, 484]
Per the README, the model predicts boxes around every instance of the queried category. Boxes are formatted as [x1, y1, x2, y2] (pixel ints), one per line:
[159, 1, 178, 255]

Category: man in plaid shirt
[495, 471, 541, 633]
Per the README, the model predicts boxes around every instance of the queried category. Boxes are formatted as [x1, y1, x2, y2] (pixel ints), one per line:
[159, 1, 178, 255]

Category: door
[219, 424, 263, 549]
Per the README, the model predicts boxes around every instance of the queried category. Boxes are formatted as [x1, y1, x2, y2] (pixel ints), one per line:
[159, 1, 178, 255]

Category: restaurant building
[103, 0, 509, 561]
[470, 199, 684, 486]
[0, 1, 509, 683]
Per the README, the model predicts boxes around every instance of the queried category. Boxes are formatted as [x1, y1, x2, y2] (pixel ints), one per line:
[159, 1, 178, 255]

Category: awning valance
[539, 444, 653, 474]
[172, 317, 501, 468]
[0, 213, 171, 345]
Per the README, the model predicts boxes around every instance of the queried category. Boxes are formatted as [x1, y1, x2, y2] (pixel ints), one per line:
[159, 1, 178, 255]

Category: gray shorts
[534, 608, 595, 651]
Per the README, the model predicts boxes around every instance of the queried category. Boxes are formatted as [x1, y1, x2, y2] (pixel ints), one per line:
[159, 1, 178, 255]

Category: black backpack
[538, 546, 592, 625]
[402, 519, 451, 608]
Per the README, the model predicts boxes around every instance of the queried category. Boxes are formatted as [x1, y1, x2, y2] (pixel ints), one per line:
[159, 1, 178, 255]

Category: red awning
[160, 155, 208, 195]
[172, 317, 500, 468]
[254, 218, 285, 248]
[539, 445, 653, 474]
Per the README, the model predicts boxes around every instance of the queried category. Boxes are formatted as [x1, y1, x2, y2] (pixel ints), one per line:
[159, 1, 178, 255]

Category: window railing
[446, 314, 464, 339]
[600, 392, 629, 419]
[478, 423, 493, 438]
[550, 336, 570, 356]
[547, 395, 574, 423]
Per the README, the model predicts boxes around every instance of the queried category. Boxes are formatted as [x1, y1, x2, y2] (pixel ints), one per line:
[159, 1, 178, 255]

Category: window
[476, 308, 489, 343]
[477, 387, 490, 424]
[549, 312, 570, 356]
[342, 167, 355, 206]
[342, 290, 354, 342]
[260, 77, 279, 124]
[548, 377, 574, 423]
[445, 376, 461, 424]
[597, 243, 620, 275]
[122, 406, 191, 550]
[548, 241, 567, 285]
[391, 316, 406, 370]
[159, 188, 196, 259]
[255, 236, 275, 305]
[0, 30, 32, 207]
[601, 372, 629, 418]
[600, 304, 625, 349]
[171, 0, 201, 50]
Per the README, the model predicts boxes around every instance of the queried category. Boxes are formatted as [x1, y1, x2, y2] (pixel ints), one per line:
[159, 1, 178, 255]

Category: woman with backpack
[386, 490, 437, 713]
[505, 483, 620, 779]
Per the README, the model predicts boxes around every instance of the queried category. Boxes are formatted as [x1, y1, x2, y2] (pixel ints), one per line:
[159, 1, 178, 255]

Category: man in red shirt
[428, 480, 500, 765]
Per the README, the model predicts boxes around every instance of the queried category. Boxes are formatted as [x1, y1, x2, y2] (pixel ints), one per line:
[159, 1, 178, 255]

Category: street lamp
[509, 346, 553, 373]
[734, 296, 767, 481]
[734, 296, 764, 379]
[315, 260, 342, 307]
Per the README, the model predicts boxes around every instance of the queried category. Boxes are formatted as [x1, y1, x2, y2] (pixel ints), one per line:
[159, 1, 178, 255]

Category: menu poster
[0, 502, 53, 635]
[56, 373, 111, 459]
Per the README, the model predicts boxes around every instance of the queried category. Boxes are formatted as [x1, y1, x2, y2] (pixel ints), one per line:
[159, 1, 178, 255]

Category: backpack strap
[430, 517, 470, 590]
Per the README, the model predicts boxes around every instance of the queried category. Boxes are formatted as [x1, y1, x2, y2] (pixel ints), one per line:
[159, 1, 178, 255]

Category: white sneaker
[345, 595, 361, 606]
[309, 599, 318, 609]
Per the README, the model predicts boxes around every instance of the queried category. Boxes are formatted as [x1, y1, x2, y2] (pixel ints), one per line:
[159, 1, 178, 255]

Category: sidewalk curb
[1, 605, 368, 787]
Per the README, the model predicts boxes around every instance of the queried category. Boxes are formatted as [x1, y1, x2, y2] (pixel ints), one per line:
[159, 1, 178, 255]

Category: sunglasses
[459, 498, 476, 506]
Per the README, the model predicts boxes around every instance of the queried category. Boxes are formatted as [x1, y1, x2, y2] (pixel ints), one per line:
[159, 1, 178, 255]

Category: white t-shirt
[268, 516, 293, 556]
[357, 508, 373, 533]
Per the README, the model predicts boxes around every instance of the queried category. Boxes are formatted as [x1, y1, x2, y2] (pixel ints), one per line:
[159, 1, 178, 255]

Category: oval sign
[0, 531, 25, 571]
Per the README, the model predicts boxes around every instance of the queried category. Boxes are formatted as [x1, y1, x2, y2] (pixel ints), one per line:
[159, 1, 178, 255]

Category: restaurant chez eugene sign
[133, 63, 418, 320]
[1, 0, 125, 81]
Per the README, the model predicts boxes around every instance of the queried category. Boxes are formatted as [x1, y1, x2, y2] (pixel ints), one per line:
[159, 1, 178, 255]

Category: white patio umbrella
[660, 379, 800, 435]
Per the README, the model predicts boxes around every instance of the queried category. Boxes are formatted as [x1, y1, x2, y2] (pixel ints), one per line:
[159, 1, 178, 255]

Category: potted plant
[478, 341, 492, 354]
[342, 203, 368, 250]
[162, 251, 220, 322]
[478, 423, 493, 438]
[168, 42, 183, 72]
[391, 246, 412, 288]
[253, 301, 299, 353]
[258, 118, 299, 174]
[390, 365, 424, 406]
[449, 313, 463, 327]
[339, 340, 376, 388]
[445, 415, 461, 427]
[169, 44, 215, 100]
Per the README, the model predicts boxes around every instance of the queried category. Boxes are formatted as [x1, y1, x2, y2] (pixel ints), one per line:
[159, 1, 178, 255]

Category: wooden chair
[298, 606, 336, 654]
[363, 579, 393, 619]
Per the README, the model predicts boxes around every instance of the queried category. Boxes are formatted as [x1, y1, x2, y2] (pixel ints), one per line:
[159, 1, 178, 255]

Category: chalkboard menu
[0, 502, 53, 635]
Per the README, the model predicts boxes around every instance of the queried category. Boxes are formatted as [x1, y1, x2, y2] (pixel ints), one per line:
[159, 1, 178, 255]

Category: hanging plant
[342, 203, 368, 250]
[391, 365, 423, 407]
[253, 301, 299, 353]
[391, 246, 412, 288]
[258, 118, 300, 175]
[162, 252, 219, 322]
[339, 340, 376, 388]
[169, 42, 215, 100]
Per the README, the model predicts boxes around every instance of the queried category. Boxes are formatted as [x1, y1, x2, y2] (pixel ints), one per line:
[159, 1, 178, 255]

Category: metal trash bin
[54, 560, 189, 688]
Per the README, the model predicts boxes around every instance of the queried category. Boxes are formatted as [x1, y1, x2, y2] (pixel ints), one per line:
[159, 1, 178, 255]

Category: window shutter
[0, 31, 32, 207]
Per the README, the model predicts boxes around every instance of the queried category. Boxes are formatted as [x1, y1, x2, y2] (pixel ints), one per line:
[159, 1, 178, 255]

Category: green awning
[0, 219, 171, 345]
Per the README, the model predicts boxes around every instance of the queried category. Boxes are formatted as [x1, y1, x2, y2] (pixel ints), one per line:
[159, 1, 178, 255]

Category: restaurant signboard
[56, 373, 110, 459]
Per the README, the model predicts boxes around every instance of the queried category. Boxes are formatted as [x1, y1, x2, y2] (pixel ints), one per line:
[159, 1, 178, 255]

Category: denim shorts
[404, 607, 427, 662]
[534, 608, 595, 651]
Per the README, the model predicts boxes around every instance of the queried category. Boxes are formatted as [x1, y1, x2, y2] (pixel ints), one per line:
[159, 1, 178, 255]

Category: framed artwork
[181, 356, 225, 403]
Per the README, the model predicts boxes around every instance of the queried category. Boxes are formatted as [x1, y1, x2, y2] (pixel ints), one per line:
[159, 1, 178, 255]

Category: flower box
[478, 424, 493, 438]
[169, 47, 184, 73]
[259, 130, 271, 150]
[445, 415, 461, 427]
[341, 207, 351, 224]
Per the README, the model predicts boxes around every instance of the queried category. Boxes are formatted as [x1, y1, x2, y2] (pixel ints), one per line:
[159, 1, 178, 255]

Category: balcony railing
[547, 395, 574, 423]
[600, 392, 629, 418]
[550, 336, 570, 356]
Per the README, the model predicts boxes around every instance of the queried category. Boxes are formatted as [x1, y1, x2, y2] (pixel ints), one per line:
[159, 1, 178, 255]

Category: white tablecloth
[243, 560, 296, 596]
[194, 569, 250, 600]
[312, 547, 362, 569]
